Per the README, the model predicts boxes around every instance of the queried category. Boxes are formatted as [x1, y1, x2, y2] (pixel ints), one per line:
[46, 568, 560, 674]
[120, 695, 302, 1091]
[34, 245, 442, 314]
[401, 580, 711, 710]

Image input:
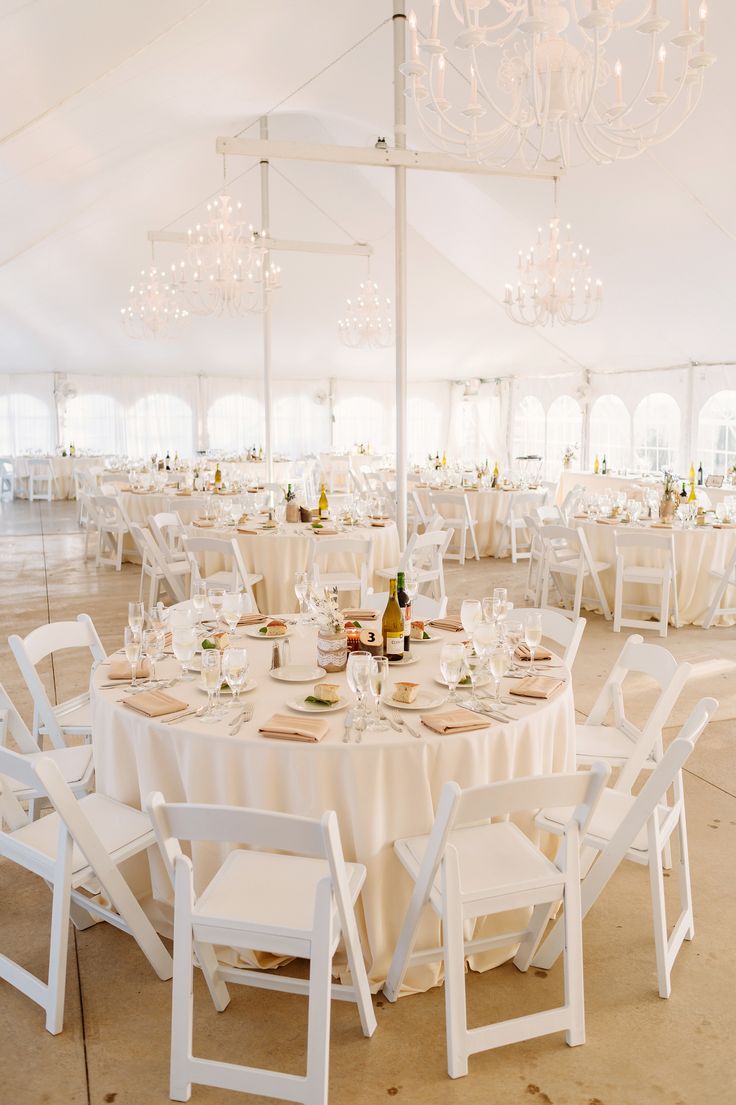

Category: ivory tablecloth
[414, 486, 521, 557]
[556, 470, 736, 510]
[195, 522, 401, 612]
[13, 455, 105, 500]
[91, 622, 574, 992]
[579, 519, 736, 626]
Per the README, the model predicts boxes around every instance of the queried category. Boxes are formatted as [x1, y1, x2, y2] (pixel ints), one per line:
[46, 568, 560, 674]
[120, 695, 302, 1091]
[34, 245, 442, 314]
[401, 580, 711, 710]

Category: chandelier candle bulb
[408, 10, 419, 62]
[430, 0, 439, 42]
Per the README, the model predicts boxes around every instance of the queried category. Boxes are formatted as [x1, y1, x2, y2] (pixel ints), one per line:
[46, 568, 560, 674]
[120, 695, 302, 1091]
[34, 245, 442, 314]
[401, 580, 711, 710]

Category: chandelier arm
[417, 91, 510, 149]
[471, 45, 539, 131]
[578, 26, 602, 125]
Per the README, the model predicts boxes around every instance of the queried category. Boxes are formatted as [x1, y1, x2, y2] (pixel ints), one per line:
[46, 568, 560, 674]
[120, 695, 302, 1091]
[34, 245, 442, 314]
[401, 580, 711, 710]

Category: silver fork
[229, 704, 254, 735]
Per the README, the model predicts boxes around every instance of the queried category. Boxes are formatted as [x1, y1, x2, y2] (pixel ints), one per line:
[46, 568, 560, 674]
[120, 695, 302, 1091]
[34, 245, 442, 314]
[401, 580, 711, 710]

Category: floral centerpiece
[311, 586, 348, 672]
[562, 444, 577, 470]
[660, 470, 677, 521]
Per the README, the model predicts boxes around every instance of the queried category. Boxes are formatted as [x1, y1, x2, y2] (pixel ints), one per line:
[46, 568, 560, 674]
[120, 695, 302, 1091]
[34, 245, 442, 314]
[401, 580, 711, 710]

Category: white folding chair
[363, 591, 448, 621]
[560, 484, 585, 524]
[496, 491, 546, 562]
[149, 510, 189, 564]
[0, 682, 94, 819]
[28, 459, 54, 502]
[92, 492, 128, 571]
[0, 748, 172, 1034]
[574, 634, 692, 789]
[428, 491, 479, 564]
[533, 698, 717, 999]
[702, 545, 736, 629]
[539, 524, 612, 620]
[0, 456, 15, 499]
[375, 528, 452, 605]
[513, 608, 587, 669]
[383, 766, 610, 1076]
[78, 489, 100, 560]
[8, 614, 106, 750]
[129, 523, 189, 608]
[182, 535, 262, 612]
[408, 488, 429, 538]
[306, 536, 372, 605]
[613, 530, 679, 638]
[146, 795, 377, 1105]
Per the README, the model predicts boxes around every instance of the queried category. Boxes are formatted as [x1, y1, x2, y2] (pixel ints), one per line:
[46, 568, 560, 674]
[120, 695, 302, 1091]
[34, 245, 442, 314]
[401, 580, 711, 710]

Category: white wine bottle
[318, 483, 329, 519]
[382, 578, 404, 662]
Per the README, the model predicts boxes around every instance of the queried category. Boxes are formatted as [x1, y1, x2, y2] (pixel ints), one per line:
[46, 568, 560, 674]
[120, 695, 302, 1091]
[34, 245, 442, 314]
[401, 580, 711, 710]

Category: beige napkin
[313, 527, 339, 536]
[193, 518, 215, 528]
[421, 708, 488, 734]
[596, 518, 619, 526]
[121, 690, 188, 717]
[238, 613, 267, 626]
[258, 714, 329, 743]
[429, 616, 464, 632]
[509, 676, 565, 700]
[343, 609, 378, 620]
[237, 527, 262, 535]
[108, 658, 151, 680]
[515, 643, 553, 662]
[370, 521, 388, 528]
[650, 522, 672, 529]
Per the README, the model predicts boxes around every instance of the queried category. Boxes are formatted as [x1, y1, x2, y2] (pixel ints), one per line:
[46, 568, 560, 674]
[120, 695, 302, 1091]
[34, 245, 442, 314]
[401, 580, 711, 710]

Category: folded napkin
[193, 518, 215, 528]
[509, 676, 565, 700]
[237, 527, 262, 535]
[107, 657, 151, 680]
[121, 690, 188, 717]
[313, 527, 339, 536]
[343, 609, 378, 620]
[596, 517, 619, 525]
[650, 522, 672, 529]
[238, 613, 267, 626]
[429, 616, 464, 633]
[176, 490, 193, 497]
[515, 643, 553, 662]
[370, 521, 388, 528]
[421, 708, 488, 735]
[258, 713, 329, 743]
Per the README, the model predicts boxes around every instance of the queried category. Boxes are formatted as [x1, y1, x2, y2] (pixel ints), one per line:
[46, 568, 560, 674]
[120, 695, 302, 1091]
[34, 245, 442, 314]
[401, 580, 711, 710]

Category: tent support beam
[394, 0, 408, 549]
[260, 116, 274, 486]
[147, 230, 372, 257]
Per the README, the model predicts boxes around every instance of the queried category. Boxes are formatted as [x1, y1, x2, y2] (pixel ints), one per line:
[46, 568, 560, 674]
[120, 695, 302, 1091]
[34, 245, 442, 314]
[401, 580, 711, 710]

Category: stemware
[460, 599, 482, 637]
[472, 621, 498, 658]
[171, 626, 197, 681]
[489, 645, 510, 704]
[440, 642, 466, 704]
[191, 581, 208, 631]
[201, 649, 223, 719]
[524, 612, 543, 675]
[128, 601, 144, 635]
[368, 656, 389, 730]
[464, 649, 487, 710]
[142, 628, 165, 686]
[208, 586, 226, 627]
[221, 591, 242, 634]
[222, 647, 249, 705]
[294, 571, 309, 616]
[492, 587, 508, 621]
[346, 651, 373, 717]
[124, 627, 142, 688]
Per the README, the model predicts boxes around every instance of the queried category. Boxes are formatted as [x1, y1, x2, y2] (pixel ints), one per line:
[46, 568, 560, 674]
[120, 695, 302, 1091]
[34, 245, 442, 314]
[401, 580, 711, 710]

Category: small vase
[317, 629, 348, 673]
[563, 459, 571, 470]
[660, 496, 675, 522]
[286, 501, 300, 523]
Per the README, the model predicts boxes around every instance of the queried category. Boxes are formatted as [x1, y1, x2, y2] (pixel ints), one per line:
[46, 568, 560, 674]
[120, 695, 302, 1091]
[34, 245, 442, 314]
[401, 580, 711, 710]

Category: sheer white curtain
[332, 380, 394, 455]
[273, 382, 330, 458]
[0, 375, 56, 454]
[64, 391, 127, 455]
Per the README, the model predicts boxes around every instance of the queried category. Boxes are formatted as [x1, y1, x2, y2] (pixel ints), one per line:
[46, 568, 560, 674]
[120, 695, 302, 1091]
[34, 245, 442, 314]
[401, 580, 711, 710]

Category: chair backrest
[539, 523, 581, 563]
[513, 608, 587, 667]
[427, 491, 467, 517]
[149, 511, 187, 560]
[363, 591, 448, 620]
[560, 484, 585, 523]
[0, 682, 38, 755]
[307, 537, 373, 591]
[92, 492, 127, 525]
[130, 524, 188, 605]
[8, 615, 106, 749]
[510, 491, 546, 521]
[585, 633, 693, 791]
[409, 488, 429, 528]
[182, 535, 254, 604]
[146, 795, 356, 934]
[29, 459, 53, 478]
[614, 530, 676, 559]
[536, 505, 563, 525]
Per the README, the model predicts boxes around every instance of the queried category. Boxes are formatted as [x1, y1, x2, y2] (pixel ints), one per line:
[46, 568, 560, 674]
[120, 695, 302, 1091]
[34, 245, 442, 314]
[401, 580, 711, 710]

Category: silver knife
[381, 711, 402, 733]
[343, 708, 355, 743]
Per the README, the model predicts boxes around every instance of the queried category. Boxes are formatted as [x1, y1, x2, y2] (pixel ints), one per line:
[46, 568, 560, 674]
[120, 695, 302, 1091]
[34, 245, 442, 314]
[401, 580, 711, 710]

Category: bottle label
[385, 634, 403, 658]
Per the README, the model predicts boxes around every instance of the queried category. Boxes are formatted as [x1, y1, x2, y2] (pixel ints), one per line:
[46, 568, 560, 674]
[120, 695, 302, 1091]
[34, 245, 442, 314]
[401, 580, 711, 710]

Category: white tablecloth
[556, 470, 736, 510]
[414, 486, 524, 557]
[13, 455, 105, 500]
[91, 624, 574, 992]
[579, 519, 736, 626]
[195, 522, 401, 613]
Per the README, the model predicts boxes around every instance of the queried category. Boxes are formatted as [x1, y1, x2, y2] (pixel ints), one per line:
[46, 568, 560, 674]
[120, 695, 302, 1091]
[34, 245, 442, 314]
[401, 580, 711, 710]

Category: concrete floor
[0, 499, 734, 1105]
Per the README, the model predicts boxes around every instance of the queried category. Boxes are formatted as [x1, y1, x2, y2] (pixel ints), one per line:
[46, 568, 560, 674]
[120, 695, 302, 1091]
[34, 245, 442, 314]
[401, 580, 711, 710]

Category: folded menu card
[420, 708, 488, 734]
[509, 676, 565, 700]
[514, 643, 553, 662]
[343, 609, 378, 620]
[107, 658, 151, 680]
[193, 518, 214, 528]
[258, 713, 329, 743]
[429, 616, 464, 632]
[121, 690, 188, 717]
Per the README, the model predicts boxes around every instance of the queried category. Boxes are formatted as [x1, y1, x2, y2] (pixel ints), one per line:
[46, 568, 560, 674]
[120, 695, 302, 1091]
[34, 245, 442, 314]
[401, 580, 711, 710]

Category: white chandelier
[121, 266, 189, 339]
[504, 186, 603, 325]
[337, 273, 394, 349]
[401, 1, 715, 168]
[168, 193, 281, 318]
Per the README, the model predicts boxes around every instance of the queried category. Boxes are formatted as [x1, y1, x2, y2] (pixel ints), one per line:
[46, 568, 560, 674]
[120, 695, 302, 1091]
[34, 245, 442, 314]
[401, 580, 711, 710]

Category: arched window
[633, 393, 680, 473]
[273, 395, 326, 458]
[407, 397, 444, 463]
[65, 393, 124, 455]
[589, 394, 631, 474]
[512, 395, 545, 466]
[697, 391, 736, 478]
[333, 397, 387, 453]
[0, 393, 54, 454]
[206, 395, 263, 454]
[127, 394, 194, 459]
[545, 395, 583, 478]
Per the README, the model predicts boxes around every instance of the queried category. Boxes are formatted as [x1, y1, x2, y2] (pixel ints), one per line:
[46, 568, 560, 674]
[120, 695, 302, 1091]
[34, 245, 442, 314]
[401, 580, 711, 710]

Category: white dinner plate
[434, 673, 491, 689]
[244, 625, 292, 640]
[217, 679, 257, 695]
[287, 696, 348, 714]
[270, 665, 326, 683]
[409, 633, 443, 644]
[388, 689, 446, 711]
[385, 655, 419, 668]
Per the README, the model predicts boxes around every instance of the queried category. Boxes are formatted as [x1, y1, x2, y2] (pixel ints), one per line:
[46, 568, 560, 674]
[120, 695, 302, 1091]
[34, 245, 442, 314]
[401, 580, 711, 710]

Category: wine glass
[489, 645, 509, 704]
[142, 628, 164, 687]
[472, 621, 498, 659]
[524, 612, 543, 675]
[460, 599, 482, 637]
[294, 571, 309, 616]
[465, 649, 487, 710]
[503, 620, 524, 670]
[222, 647, 249, 705]
[201, 649, 222, 719]
[191, 581, 208, 632]
[440, 642, 466, 704]
[123, 626, 142, 688]
[171, 626, 197, 681]
[492, 587, 507, 621]
[208, 586, 226, 627]
[346, 651, 372, 717]
[128, 601, 144, 635]
[368, 656, 389, 730]
[221, 591, 242, 635]
[481, 596, 495, 623]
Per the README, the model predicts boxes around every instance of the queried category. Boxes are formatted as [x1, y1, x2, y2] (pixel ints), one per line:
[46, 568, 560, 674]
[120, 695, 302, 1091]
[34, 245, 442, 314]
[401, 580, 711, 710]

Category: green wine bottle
[382, 578, 404, 662]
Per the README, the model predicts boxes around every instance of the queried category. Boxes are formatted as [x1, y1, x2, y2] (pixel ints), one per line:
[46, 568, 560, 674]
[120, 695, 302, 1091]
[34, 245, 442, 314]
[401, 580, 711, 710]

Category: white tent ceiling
[0, 0, 733, 382]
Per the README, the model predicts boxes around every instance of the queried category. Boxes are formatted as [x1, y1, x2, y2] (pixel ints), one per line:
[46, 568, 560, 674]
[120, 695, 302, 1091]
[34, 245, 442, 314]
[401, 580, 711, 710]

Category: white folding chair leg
[442, 857, 469, 1079]
[562, 823, 585, 1046]
[305, 880, 334, 1105]
[46, 834, 75, 1034]
[170, 859, 196, 1102]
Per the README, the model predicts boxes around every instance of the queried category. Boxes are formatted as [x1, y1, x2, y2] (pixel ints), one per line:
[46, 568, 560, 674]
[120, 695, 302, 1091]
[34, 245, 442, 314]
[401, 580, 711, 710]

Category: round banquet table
[414, 485, 525, 558]
[191, 520, 401, 613]
[578, 518, 736, 626]
[556, 470, 736, 510]
[13, 455, 105, 500]
[91, 621, 575, 993]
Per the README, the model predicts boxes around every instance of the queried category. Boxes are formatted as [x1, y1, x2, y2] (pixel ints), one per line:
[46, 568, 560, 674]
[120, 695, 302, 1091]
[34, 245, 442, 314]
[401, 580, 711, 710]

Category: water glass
[201, 649, 222, 719]
[142, 628, 164, 686]
[460, 599, 482, 636]
[492, 587, 508, 621]
[368, 656, 389, 729]
[222, 591, 242, 634]
[124, 626, 142, 687]
[208, 586, 226, 626]
[473, 621, 498, 658]
[524, 612, 543, 674]
[128, 601, 144, 635]
[440, 642, 466, 703]
[489, 645, 509, 703]
[346, 651, 372, 715]
[294, 571, 309, 616]
[191, 582, 208, 630]
[172, 626, 197, 681]
[222, 647, 249, 704]
[465, 650, 487, 710]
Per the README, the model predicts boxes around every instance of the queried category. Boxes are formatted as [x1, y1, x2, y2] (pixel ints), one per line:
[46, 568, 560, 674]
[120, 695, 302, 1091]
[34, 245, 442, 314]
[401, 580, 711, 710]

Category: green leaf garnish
[201, 639, 216, 649]
[258, 626, 267, 634]
[305, 695, 335, 706]
[423, 631, 430, 639]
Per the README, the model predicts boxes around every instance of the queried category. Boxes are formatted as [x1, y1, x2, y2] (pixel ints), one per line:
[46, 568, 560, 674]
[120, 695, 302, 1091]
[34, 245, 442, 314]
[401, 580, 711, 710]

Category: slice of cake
[410, 620, 430, 641]
[260, 619, 288, 637]
[308, 683, 340, 706]
[392, 682, 420, 704]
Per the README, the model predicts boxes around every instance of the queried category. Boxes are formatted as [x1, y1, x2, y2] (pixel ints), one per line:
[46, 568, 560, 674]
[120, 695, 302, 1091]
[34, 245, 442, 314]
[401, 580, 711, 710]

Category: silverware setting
[229, 704, 254, 735]
[162, 708, 200, 726]
[388, 711, 421, 738]
[343, 708, 355, 743]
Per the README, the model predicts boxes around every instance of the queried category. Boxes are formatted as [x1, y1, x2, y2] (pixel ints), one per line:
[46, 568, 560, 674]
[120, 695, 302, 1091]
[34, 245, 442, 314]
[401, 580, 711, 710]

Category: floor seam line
[73, 927, 92, 1105]
[683, 766, 736, 800]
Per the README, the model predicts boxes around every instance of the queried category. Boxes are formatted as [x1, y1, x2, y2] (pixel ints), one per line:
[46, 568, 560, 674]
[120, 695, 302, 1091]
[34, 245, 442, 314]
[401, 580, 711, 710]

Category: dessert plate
[389, 689, 446, 711]
[287, 697, 348, 714]
[270, 665, 326, 683]
[245, 625, 292, 640]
